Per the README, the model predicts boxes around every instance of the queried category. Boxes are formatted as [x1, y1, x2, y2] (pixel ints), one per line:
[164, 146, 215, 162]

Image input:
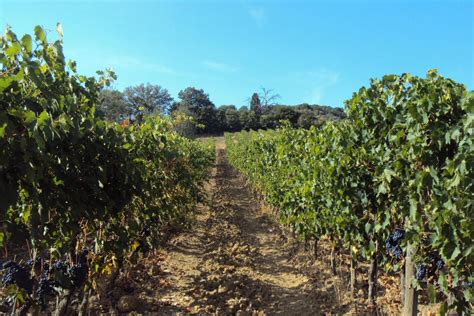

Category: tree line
[97, 84, 346, 135]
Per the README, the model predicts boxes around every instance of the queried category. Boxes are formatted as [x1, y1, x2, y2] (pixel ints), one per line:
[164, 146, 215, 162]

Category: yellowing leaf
[132, 240, 141, 251]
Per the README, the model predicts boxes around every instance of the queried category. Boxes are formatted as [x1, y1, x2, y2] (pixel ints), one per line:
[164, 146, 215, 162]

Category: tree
[259, 114, 277, 129]
[297, 110, 319, 129]
[216, 106, 228, 132]
[225, 107, 241, 132]
[176, 87, 217, 134]
[250, 93, 262, 116]
[274, 106, 299, 126]
[259, 87, 280, 107]
[173, 103, 198, 138]
[239, 106, 259, 130]
[123, 83, 173, 122]
[216, 105, 237, 132]
[97, 89, 130, 122]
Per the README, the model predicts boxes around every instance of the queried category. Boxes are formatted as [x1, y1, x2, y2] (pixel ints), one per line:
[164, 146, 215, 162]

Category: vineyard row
[225, 71, 473, 314]
[0, 25, 214, 313]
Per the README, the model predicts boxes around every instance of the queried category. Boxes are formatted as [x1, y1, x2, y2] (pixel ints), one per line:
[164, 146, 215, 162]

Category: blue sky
[1, 0, 473, 108]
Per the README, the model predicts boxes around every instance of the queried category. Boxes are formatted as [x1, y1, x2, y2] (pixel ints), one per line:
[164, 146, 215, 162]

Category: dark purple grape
[69, 263, 88, 288]
[435, 259, 444, 270]
[1, 261, 16, 270]
[392, 246, 403, 259]
[416, 265, 427, 280]
[391, 229, 405, 243]
[42, 263, 50, 275]
[27, 257, 42, 269]
[37, 277, 54, 296]
[36, 276, 55, 307]
[77, 249, 89, 264]
[1, 262, 32, 293]
[386, 239, 395, 249]
[51, 260, 71, 289]
[2, 271, 14, 285]
[53, 261, 68, 271]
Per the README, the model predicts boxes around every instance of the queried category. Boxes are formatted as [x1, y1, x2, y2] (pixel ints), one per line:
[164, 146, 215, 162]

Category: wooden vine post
[368, 240, 378, 306]
[350, 247, 357, 298]
[330, 245, 337, 275]
[403, 243, 418, 315]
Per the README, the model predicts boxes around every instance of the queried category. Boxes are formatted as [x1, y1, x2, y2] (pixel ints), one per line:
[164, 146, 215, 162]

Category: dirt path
[146, 138, 337, 315]
[99, 137, 406, 315]
[98, 137, 380, 315]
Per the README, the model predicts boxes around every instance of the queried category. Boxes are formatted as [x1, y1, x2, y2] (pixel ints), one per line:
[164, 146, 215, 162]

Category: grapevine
[226, 71, 473, 313]
[0, 25, 214, 313]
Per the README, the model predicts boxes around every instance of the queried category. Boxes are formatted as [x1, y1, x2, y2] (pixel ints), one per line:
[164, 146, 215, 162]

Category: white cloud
[248, 7, 266, 27]
[202, 60, 239, 73]
[303, 69, 341, 104]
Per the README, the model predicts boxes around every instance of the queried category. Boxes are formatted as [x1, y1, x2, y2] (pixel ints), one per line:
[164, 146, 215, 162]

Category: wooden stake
[402, 243, 418, 315]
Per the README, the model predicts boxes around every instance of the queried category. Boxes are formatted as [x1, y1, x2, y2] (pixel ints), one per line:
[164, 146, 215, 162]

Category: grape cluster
[416, 264, 427, 280]
[1, 261, 15, 270]
[1, 261, 33, 293]
[26, 257, 42, 270]
[69, 263, 88, 288]
[77, 249, 89, 264]
[435, 260, 444, 270]
[53, 260, 68, 272]
[392, 229, 404, 242]
[428, 254, 445, 272]
[50, 260, 71, 289]
[42, 263, 50, 275]
[36, 276, 55, 307]
[0, 252, 90, 311]
[385, 229, 404, 260]
[50, 252, 89, 290]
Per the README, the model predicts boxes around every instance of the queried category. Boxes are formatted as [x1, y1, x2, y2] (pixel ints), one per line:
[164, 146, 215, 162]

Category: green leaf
[0, 77, 14, 92]
[448, 174, 460, 189]
[450, 246, 461, 260]
[37, 110, 49, 127]
[24, 110, 36, 124]
[32, 131, 45, 150]
[53, 177, 64, 186]
[409, 199, 418, 222]
[21, 34, 33, 54]
[428, 283, 437, 303]
[383, 168, 396, 183]
[438, 273, 448, 292]
[374, 223, 382, 233]
[34, 25, 46, 42]
[365, 222, 372, 234]
[0, 123, 6, 138]
[6, 42, 21, 57]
